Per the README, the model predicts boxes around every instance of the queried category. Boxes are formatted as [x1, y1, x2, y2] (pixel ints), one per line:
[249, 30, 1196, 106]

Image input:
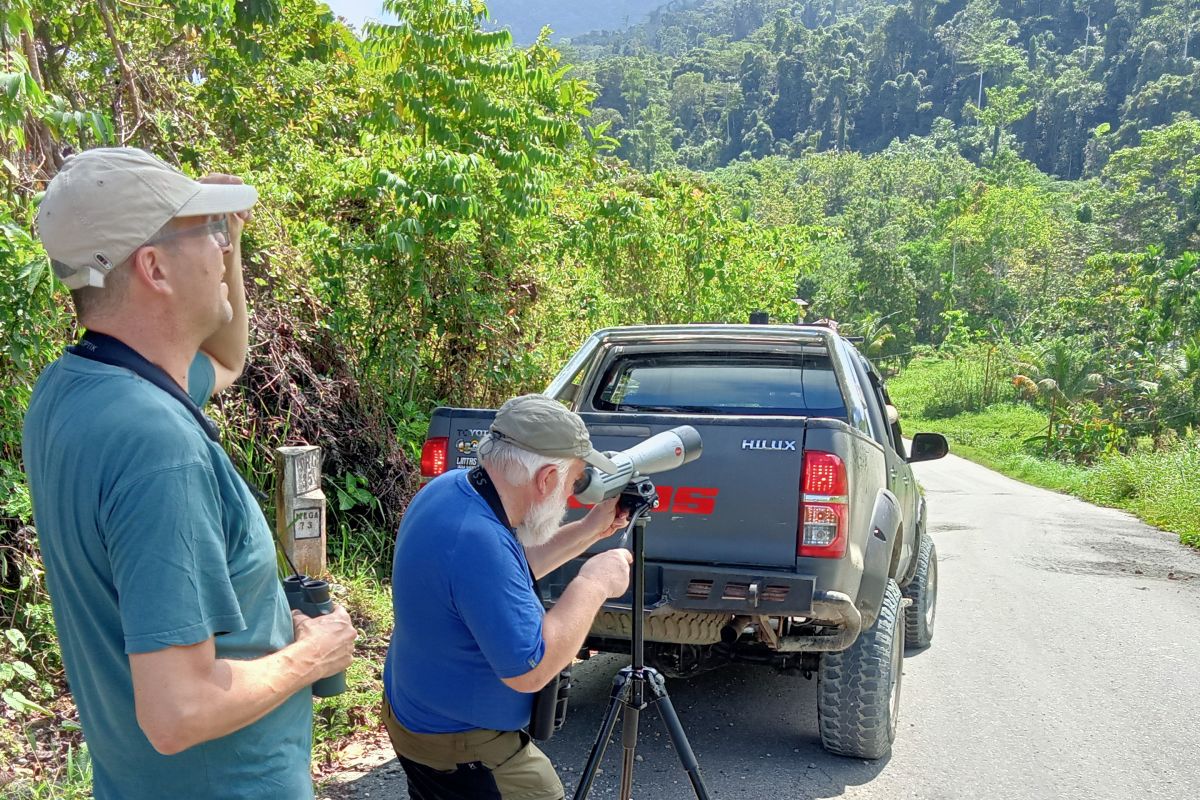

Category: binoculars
[529, 666, 572, 741]
[283, 574, 347, 697]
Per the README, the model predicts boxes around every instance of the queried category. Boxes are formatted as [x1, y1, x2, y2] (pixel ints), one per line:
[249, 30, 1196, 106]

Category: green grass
[1081, 447, 1200, 547]
[328, 521, 394, 581]
[887, 346, 1014, 421]
[311, 565, 394, 766]
[891, 358, 1200, 548]
[311, 521, 395, 765]
[2, 741, 92, 799]
[905, 403, 1089, 494]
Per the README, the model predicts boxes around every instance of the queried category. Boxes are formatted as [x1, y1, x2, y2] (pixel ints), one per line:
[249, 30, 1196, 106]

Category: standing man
[24, 148, 357, 798]
[384, 394, 634, 799]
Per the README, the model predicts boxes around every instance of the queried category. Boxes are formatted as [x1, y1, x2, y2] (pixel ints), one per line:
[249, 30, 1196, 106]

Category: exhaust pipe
[720, 615, 754, 644]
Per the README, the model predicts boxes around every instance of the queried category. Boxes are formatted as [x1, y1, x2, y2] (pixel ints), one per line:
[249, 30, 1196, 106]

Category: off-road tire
[817, 580, 904, 759]
[589, 610, 728, 645]
[902, 534, 937, 650]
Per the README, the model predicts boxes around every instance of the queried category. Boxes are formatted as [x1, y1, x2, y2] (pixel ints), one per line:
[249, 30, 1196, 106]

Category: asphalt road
[322, 452, 1200, 799]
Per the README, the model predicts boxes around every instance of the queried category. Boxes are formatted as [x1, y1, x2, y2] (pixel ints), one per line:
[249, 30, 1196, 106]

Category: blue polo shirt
[384, 469, 546, 733]
[22, 351, 312, 799]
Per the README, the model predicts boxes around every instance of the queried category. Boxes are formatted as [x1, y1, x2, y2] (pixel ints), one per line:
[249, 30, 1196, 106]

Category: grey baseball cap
[35, 147, 258, 290]
[482, 394, 620, 474]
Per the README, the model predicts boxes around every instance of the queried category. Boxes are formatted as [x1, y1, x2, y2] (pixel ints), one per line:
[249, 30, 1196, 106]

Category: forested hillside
[1, 0, 1198, 791]
[485, 0, 665, 43]
[567, 0, 1200, 179]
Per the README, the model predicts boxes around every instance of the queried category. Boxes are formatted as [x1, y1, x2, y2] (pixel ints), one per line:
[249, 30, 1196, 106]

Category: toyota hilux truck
[418, 323, 948, 759]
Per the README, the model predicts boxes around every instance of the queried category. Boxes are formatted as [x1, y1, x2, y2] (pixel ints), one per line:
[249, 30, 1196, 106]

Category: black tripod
[572, 477, 711, 800]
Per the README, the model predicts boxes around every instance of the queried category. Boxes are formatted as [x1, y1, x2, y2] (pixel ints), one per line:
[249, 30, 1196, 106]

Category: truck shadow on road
[319, 653, 892, 800]
[541, 653, 891, 800]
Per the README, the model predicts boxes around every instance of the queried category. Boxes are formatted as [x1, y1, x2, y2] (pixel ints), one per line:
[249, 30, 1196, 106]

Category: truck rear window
[592, 352, 847, 417]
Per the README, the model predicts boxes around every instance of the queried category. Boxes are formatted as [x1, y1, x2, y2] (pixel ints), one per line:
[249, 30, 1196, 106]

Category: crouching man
[384, 394, 633, 799]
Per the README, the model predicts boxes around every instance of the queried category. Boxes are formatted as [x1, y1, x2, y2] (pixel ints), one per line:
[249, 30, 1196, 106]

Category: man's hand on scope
[578, 548, 634, 598]
[291, 605, 358, 680]
[581, 496, 631, 544]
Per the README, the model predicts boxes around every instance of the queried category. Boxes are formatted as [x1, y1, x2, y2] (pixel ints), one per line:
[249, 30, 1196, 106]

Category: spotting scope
[573, 425, 703, 505]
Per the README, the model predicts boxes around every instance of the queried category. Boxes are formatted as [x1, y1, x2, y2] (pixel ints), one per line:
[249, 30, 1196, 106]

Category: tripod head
[617, 476, 659, 517]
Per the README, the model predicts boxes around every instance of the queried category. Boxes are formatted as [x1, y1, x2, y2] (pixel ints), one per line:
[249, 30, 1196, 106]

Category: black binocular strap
[467, 466, 539, 591]
[69, 331, 267, 502]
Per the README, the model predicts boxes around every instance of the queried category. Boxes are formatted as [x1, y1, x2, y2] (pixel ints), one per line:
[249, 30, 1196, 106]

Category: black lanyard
[68, 331, 267, 502]
[468, 466, 539, 590]
[70, 331, 221, 442]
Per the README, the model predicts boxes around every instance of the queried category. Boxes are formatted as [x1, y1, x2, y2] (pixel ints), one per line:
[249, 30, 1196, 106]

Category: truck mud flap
[776, 591, 862, 652]
[898, 499, 926, 587]
[856, 490, 902, 630]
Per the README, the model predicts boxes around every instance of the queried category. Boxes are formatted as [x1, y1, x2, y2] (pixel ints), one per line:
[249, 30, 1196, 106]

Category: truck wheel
[817, 580, 903, 760]
[902, 534, 937, 650]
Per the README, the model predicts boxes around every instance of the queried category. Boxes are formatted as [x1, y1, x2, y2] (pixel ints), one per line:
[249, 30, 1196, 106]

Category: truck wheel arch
[856, 490, 902, 630]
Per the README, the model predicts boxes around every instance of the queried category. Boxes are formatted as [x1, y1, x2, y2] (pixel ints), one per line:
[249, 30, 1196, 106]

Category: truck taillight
[421, 437, 449, 480]
[798, 451, 848, 558]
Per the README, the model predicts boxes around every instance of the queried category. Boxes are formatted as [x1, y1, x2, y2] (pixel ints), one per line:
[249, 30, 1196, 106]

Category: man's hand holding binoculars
[290, 605, 358, 682]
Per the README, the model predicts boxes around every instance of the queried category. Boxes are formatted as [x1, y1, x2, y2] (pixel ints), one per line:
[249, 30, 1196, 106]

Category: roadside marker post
[275, 445, 326, 577]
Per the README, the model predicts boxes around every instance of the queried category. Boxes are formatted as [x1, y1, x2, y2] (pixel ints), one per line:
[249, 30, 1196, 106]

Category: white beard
[517, 477, 571, 548]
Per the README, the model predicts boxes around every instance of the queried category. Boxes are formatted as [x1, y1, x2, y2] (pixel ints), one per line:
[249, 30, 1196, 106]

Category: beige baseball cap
[35, 147, 258, 290]
[481, 394, 620, 474]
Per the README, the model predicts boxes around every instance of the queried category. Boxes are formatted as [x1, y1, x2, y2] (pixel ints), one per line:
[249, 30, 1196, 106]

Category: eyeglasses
[145, 217, 231, 250]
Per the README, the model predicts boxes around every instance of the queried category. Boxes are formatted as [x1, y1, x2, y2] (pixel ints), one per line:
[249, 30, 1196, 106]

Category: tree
[965, 85, 1034, 160]
[1101, 114, 1200, 253]
[1014, 341, 1105, 452]
[741, 111, 775, 157]
[671, 70, 708, 134]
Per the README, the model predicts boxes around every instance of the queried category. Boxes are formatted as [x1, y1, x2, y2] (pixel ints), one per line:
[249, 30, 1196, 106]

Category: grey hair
[477, 432, 573, 485]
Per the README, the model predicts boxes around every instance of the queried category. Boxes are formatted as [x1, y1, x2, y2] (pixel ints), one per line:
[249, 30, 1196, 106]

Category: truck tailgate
[579, 412, 804, 568]
[436, 408, 807, 569]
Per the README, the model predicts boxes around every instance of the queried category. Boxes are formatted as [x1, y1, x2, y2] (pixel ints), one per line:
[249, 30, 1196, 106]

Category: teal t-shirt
[22, 350, 313, 799]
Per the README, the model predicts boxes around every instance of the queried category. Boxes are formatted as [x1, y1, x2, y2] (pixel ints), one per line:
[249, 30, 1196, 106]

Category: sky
[323, 0, 395, 30]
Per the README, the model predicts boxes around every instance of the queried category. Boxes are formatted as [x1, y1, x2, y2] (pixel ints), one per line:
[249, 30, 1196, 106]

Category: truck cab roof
[586, 324, 840, 345]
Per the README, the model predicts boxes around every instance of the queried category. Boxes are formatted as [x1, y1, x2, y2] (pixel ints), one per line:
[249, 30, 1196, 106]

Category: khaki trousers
[382, 697, 565, 800]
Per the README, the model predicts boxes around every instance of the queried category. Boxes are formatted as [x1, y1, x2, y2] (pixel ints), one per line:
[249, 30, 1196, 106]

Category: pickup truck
[419, 323, 948, 759]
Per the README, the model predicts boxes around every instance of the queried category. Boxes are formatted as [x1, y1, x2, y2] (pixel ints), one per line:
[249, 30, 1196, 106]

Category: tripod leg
[573, 670, 630, 800]
[618, 703, 640, 800]
[647, 671, 711, 800]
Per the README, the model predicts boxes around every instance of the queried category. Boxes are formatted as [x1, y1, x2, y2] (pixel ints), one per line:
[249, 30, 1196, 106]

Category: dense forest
[567, 0, 1200, 179]
[1, 0, 1198, 790]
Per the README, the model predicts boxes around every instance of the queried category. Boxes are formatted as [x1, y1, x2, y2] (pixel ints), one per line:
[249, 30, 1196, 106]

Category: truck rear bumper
[634, 563, 817, 616]
[542, 560, 818, 617]
[542, 560, 866, 653]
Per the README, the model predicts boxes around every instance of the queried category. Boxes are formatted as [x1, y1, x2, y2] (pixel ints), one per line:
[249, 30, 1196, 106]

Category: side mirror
[908, 432, 949, 463]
